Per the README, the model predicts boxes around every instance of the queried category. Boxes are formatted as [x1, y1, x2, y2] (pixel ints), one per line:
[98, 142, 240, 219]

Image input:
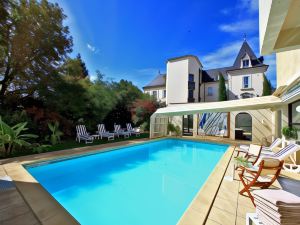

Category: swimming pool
[26, 139, 228, 225]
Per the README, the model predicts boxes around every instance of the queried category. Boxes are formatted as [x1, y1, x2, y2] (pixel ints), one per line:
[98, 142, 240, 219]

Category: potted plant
[282, 126, 298, 145]
[167, 123, 176, 136]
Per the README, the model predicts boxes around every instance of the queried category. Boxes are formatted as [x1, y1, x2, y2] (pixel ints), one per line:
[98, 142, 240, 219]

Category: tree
[218, 73, 227, 101]
[103, 80, 144, 130]
[131, 98, 159, 131]
[0, 0, 72, 105]
[77, 54, 89, 78]
[262, 74, 272, 96]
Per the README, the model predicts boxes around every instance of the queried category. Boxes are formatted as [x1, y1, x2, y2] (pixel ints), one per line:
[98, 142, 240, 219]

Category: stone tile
[0, 202, 31, 222]
[205, 218, 221, 225]
[213, 197, 238, 215]
[236, 204, 255, 218]
[235, 216, 246, 225]
[208, 206, 235, 225]
[178, 208, 206, 225]
[1, 211, 40, 225]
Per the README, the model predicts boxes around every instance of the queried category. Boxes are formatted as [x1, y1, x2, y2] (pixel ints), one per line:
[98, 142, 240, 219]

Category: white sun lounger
[114, 125, 130, 138]
[97, 124, 114, 141]
[257, 143, 300, 167]
[76, 125, 94, 144]
[126, 123, 140, 136]
[240, 138, 282, 153]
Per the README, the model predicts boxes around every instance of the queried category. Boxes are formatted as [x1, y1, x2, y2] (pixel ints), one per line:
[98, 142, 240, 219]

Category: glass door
[183, 115, 193, 136]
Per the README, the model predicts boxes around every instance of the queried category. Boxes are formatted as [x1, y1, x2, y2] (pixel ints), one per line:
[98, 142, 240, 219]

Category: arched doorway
[235, 113, 252, 141]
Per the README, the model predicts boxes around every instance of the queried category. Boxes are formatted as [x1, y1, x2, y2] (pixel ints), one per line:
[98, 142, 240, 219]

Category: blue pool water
[26, 139, 228, 225]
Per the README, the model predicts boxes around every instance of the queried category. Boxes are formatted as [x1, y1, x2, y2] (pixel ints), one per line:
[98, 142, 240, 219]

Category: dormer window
[242, 59, 250, 68]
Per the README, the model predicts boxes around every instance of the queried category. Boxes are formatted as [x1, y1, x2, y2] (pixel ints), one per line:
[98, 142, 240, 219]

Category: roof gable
[233, 41, 258, 67]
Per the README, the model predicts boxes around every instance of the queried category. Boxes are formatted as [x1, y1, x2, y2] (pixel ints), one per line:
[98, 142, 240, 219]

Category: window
[188, 89, 194, 99]
[207, 87, 213, 96]
[243, 76, 250, 88]
[242, 59, 250, 68]
[152, 90, 157, 99]
[163, 90, 166, 98]
[289, 100, 300, 126]
[188, 74, 194, 82]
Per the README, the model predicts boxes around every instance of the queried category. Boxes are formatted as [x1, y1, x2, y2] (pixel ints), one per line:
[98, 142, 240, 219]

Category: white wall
[166, 59, 189, 104]
[276, 49, 300, 88]
[228, 71, 264, 100]
[144, 87, 166, 102]
[200, 82, 219, 102]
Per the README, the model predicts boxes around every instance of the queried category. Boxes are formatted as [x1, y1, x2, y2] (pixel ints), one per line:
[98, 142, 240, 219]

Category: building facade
[144, 41, 270, 141]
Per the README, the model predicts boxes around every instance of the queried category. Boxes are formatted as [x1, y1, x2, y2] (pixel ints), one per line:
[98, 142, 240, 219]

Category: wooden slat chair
[238, 158, 284, 206]
[126, 123, 140, 137]
[97, 124, 114, 141]
[76, 125, 94, 144]
[235, 144, 263, 166]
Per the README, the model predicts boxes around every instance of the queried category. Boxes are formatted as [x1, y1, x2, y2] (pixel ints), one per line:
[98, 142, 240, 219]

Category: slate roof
[144, 41, 268, 86]
[202, 40, 267, 82]
[143, 74, 166, 89]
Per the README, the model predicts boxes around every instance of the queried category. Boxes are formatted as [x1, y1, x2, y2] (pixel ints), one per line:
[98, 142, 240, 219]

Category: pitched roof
[233, 41, 264, 67]
[143, 74, 166, 89]
[202, 67, 232, 82]
[202, 41, 267, 82]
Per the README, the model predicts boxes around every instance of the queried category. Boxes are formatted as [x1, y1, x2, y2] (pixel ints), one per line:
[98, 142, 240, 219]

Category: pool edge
[176, 145, 235, 225]
[2, 138, 233, 225]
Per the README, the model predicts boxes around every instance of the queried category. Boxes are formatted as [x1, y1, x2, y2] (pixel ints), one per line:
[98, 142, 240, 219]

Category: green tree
[0, 0, 72, 105]
[77, 54, 89, 78]
[262, 74, 272, 96]
[218, 73, 227, 101]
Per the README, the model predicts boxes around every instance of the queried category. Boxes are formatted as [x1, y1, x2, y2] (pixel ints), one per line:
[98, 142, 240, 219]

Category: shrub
[282, 126, 298, 140]
[0, 117, 38, 156]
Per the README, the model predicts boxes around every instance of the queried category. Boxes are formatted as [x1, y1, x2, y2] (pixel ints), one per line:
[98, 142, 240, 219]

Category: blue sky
[54, 0, 276, 88]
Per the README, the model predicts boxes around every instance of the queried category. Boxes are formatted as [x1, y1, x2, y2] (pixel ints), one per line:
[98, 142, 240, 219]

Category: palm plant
[0, 117, 37, 156]
[47, 121, 63, 145]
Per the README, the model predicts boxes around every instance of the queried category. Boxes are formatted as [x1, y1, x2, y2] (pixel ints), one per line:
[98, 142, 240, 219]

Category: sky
[53, 0, 276, 89]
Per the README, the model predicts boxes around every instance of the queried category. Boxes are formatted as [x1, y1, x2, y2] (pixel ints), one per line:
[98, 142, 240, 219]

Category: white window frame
[242, 75, 251, 89]
[242, 59, 250, 68]
[207, 87, 213, 96]
[152, 90, 158, 99]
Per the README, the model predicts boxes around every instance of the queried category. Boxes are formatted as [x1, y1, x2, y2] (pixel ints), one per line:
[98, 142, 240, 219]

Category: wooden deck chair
[238, 158, 284, 206]
[235, 144, 263, 166]
[97, 124, 114, 141]
[126, 123, 140, 137]
[76, 125, 94, 144]
[114, 124, 130, 138]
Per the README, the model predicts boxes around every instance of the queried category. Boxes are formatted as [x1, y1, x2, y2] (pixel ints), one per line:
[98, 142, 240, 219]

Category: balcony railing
[188, 81, 195, 90]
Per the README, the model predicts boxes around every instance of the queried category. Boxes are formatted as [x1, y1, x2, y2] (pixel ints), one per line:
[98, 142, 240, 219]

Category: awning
[153, 95, 283, 116]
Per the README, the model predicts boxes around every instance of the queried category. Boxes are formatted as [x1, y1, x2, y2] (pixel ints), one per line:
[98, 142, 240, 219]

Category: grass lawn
[1, 133, 149, 159]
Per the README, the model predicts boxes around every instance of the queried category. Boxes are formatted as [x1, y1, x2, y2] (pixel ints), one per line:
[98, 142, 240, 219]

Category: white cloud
[238, 0, 259, 14]
[219, 19, 257, 33]
[201, 41, 244, 69]
[201, 37, 259, 69]
[87, 43, 96, 52]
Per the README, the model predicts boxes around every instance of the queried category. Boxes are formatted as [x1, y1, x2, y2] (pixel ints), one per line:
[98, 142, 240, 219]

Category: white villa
[144, 41, 270, 141]
[148, 0, 300, 164]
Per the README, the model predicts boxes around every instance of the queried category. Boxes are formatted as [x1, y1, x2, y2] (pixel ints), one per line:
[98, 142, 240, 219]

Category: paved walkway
[0, 165, 41, 225]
